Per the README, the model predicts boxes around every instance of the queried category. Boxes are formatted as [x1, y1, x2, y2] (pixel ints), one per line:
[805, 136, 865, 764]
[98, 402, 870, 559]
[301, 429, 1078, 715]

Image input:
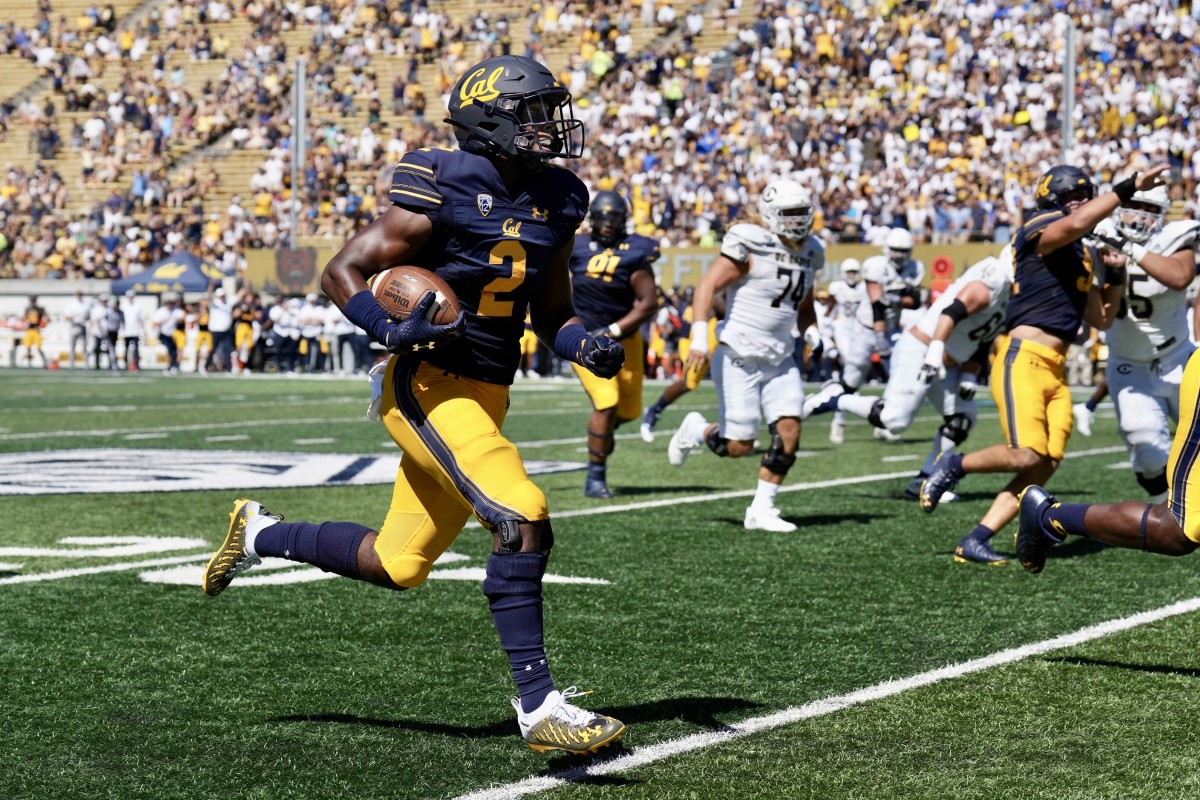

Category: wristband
[924, 339, 945, 369]
[1113, 175, 1137, 203]
[608, 322, 622, 338]
[689, 320, 711, 355]
[343, 289, 390, 341]
[553, 322, 588, 362]
[1127, 243, 1147, 263]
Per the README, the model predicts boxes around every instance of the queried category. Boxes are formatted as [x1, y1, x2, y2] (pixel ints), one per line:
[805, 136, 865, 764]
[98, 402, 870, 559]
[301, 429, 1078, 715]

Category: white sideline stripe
[457, 595, 1200, 800]
[0, 553, 212, 585]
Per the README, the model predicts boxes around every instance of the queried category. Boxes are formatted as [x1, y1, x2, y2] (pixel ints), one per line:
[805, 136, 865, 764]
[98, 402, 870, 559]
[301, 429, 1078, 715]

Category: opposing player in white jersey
[820, 242, 909, 444]
[882, 227, 926, 295]
[667, 179, 823, 532]
[806, 247, 1013, 499]
[1091, 188, 1200, 501]
[825, 259, 864, 443]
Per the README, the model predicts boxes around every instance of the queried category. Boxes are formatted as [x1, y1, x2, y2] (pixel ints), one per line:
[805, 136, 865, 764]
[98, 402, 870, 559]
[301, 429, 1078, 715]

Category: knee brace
[705, 425, 730, 457]
[1135, 470, 1168, 499]
[866, 398, 887, 429]
[761, 430, 796, 477]
[939, 412, 974, 446]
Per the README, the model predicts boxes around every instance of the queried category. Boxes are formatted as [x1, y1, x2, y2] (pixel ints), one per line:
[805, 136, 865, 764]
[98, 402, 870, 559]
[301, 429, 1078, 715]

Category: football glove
[957, 374, 978, 402]
[382, 292, 466, 354]
[874, 330, 892, 359]
[580, 334, 625, 379]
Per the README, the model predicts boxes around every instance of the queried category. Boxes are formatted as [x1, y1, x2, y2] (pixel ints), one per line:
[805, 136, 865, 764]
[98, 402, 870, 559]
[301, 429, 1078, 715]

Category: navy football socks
[966, 523, 994, 542]
[1041, 503, 1087, 540]
[254, 520, 372, 579]
[483, 552, 554, 713]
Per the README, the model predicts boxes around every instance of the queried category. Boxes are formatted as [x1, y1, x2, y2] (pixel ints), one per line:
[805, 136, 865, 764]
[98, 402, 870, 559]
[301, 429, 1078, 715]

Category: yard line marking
[294, 438, 336, 445]
[456, 595, 1200, 800]
[206, 434, 249, 442]
[881, 454, 920, 462]
[0, 417, 365, 441]
[124, 433, 168, 440]
[0, 553, 212, 586]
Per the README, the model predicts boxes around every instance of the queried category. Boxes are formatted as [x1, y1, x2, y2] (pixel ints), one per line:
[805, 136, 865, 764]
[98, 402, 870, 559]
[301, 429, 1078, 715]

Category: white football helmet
[758, 179, 814, 239]
[1114, 185, 1169, 244]
[884, 228, 914, 269]
[841, 258, 861, 286]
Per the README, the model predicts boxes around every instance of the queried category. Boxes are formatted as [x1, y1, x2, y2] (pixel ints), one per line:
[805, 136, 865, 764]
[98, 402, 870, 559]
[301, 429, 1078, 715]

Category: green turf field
[2, 370, 1198, 800]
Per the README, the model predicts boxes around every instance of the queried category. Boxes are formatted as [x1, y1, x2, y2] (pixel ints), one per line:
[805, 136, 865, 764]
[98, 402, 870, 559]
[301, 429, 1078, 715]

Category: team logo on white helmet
[1113, 185, 1170, 244]
[758, 179, 814, 239]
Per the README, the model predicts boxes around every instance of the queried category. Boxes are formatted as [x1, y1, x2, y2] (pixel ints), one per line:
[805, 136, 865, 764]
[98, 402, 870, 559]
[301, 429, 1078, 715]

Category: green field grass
[2, 370, 1197, 800]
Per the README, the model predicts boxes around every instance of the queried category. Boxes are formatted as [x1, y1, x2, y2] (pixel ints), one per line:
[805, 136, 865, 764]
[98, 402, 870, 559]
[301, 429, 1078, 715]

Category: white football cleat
[640, 421, 655, 444]
[668, 412, 708, 467]
[512, 687, 625, 755]
[744, 505, 797, 532]
[829, 419, 845, 445]
[802, 380, 844, 419]
[874, 427, 903, 443]
[1073, 402, 1093, 437]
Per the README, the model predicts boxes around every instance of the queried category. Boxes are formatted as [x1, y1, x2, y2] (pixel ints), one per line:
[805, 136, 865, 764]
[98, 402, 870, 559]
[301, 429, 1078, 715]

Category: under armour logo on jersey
[532, 206, 549, 221]
[477, 194, 493, 216]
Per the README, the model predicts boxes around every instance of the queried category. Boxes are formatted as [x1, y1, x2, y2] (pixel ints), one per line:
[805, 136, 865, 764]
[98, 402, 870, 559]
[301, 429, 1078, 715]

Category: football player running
[202, 56, 627, 755]
[666, 178, 824, 532]
[920, 164, 1169, 565]
[569, 190, 660, 498]
[812, 233, 914, 445]
[805, 247, 1013, 502]
[1085, 188, 1200, 502]
[824, 258, 864, 444]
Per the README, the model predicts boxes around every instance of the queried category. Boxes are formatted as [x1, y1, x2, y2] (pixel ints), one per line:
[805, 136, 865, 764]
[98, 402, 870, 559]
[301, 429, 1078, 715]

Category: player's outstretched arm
[1038, 165, 1169, 254]
[533, 238, 625, 379]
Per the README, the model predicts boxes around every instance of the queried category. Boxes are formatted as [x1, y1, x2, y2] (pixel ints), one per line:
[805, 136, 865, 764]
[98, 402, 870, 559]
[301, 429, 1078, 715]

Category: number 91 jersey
[568, 233, 660, 331]
[718, 222, 824, 366]
[1106, 219, 1200, 363]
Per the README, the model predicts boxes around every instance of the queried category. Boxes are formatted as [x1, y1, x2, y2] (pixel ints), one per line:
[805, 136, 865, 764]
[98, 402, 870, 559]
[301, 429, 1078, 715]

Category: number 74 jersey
[719, 222, 825, 366]
[1106, 219, 1200, 363]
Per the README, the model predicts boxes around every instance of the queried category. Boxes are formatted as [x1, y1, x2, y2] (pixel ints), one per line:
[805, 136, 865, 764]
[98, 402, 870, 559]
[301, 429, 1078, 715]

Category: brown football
[369, 266, 461, 326]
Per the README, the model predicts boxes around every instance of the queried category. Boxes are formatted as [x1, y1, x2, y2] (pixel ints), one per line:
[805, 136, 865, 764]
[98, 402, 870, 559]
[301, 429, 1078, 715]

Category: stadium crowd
[0, 0, 1197, 284]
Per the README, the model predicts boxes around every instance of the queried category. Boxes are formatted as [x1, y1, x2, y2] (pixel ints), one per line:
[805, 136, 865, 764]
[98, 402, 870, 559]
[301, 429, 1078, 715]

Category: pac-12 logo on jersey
[477, 194, 494, 216]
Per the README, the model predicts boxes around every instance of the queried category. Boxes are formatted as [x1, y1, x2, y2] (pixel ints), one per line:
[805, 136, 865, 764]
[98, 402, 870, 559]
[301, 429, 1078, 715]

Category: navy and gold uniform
[568, 231, 658, 420]
[13, 300, 48, 367]
[387, 147, 588, 387]
[21, 303, 47, 349]
[376, 146, 586, 581]
[990, 209, 1097, 461]
[204, 55, 627, 756]
[1168, 348, 1200, 542]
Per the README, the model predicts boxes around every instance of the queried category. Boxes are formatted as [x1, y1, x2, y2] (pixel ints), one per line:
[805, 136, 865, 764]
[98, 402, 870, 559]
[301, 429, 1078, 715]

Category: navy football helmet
[589, 191, 628, 247]
[1034, 165, 1095, 211]
[446, 55, 584, 169]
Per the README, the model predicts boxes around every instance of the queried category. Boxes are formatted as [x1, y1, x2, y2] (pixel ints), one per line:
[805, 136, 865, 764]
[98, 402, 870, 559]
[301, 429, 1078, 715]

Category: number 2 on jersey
[479, 240, 527, 317]
[772, 267, 808, 309]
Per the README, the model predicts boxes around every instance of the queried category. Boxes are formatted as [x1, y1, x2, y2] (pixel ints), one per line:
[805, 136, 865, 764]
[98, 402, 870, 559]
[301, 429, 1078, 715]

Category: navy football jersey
[1004, 209, 1096, 340]
[388, 148, 588, 384]
[568, 233, 659, 332]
